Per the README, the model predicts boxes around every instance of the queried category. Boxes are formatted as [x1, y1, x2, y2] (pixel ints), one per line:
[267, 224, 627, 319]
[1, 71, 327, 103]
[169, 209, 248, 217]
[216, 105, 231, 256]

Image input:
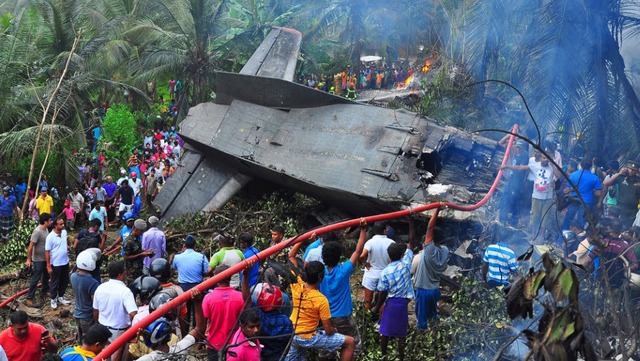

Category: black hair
[121, 180, 128, 186]
[38, 213, 51, 225]
[239, 233, 254, 246]
[214, 265, 231, 285]
[371, 222, 385, 235]
[55, 215, 65, 225]
[83, 324, 112, 345]
[321, 241, 343, 268]
[387, 242, 406, 261]
[216, 233, 235, 247]
[271, 225, 284, 235]
[41, 355, 62, 361]
[302, 261, 325, 285]
[323, 231, 338, 243]
[108, 260, 125, 279]
[10, 310, 28, 325]
[580, 159, 591, 172]
[239, 308, 261, 326]
[89, 218, 102, 228]
[433, 227, 445, 245]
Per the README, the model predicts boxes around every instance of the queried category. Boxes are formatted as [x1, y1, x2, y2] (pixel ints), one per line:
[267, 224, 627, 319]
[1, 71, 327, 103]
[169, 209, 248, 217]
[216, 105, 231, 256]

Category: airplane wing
[153, 27, 302, 221]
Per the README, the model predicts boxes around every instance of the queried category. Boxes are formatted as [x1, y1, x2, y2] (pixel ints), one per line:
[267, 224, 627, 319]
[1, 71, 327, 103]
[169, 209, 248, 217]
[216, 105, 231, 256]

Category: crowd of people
[298, 63, 418, 99]
[1, 104, 639, 361]
[497, 133, 640, 288]
[0, 212, 467, 361]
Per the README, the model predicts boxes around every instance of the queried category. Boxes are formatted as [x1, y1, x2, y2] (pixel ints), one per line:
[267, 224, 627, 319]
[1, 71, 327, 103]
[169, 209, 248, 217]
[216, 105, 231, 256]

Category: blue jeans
[499, 189, 520, 226]
[415, 288, 441, 329]
[562, 203, 586, 230]
[27, 261, 49, 300]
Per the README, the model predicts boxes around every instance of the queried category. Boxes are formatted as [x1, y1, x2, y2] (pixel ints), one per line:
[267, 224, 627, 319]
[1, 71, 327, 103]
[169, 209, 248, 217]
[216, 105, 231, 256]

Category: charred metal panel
[215, 72, 352, 108]
[210, 100, 419, 203]
[240, 27, 301, 81]
[179, 102, 228, 146]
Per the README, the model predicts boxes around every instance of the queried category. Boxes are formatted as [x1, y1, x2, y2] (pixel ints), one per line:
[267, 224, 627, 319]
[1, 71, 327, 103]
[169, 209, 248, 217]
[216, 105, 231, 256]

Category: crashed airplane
[154, 27, 505, 221]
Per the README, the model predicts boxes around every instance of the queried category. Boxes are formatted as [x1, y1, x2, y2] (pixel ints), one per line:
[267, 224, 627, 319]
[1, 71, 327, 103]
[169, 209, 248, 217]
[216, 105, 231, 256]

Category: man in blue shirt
[239, 233, 260, 287]
[562, 159, 603, 230]
[14, 179, 26, 204]
[172, 235, 208, 326]
[315, 224, 367, 360]
[0, 186, 19, 241]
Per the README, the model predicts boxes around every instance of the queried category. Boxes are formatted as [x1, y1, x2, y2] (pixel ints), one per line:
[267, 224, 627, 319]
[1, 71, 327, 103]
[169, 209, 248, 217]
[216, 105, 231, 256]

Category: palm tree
[447, 0, 640, 159]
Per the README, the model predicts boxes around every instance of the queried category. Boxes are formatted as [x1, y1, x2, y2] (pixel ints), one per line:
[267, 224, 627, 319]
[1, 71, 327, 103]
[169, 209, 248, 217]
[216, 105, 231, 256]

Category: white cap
[76, 248, 101, 271]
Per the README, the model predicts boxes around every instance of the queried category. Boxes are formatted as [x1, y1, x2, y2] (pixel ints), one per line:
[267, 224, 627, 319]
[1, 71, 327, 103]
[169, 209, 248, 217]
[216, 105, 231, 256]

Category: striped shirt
[483, 244, 518, 286]
[377, 249, 415, 299]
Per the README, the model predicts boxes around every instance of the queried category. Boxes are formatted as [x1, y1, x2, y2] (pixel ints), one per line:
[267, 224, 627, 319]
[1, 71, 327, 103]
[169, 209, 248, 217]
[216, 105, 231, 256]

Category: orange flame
[422, 60, 431, 73]
[397, 75, 414, 89]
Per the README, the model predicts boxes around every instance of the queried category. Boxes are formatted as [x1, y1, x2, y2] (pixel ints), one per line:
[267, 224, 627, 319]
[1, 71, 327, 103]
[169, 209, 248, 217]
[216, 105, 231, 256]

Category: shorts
[118, 203, 133, 214]
[285, 331, 345, 361]
[361, 277, 379, 291]
[106, 327, 128, 343]
[318, 316, 361, 358]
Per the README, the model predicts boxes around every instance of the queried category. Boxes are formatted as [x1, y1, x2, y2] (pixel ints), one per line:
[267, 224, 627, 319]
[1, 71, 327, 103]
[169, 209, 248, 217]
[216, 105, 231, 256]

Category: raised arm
[424, 208, 441, 245]
[288, 236, 308, 265]
[349, 221, 367, 266]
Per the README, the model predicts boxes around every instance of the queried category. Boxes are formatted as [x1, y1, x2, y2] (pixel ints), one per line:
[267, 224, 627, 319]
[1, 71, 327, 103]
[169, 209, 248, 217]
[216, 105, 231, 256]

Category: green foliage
[352, 277, 511, 360]
[4, 151, 65, 186]
[0, 219, 38, 269]
[163, 190, 320, 257]
[101, 104, 139, 175]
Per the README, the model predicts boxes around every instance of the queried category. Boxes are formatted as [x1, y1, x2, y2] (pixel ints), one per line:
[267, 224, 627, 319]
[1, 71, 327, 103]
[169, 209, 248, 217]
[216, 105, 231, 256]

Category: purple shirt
[103, 182, 117, 198]
[141, 227, 166, 268]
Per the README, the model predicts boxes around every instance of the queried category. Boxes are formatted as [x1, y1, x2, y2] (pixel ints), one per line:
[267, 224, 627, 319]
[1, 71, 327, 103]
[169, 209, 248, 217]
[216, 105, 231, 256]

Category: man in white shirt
[93, 260, 138, 361]
[502, 151, 562, 241]
[128, 172, 143, 197]
[359, 222, 395, 310]
[45, 216, 71, 310]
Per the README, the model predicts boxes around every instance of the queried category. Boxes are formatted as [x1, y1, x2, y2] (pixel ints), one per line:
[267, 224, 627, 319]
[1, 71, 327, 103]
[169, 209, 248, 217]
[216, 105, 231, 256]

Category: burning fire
[422, 60, 431, 73]
[398, 75, 414, 89]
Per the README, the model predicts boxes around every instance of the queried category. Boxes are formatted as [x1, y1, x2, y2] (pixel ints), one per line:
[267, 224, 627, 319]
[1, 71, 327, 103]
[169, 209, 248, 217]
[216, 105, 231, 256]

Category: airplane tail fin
[240, 27, 301, 81]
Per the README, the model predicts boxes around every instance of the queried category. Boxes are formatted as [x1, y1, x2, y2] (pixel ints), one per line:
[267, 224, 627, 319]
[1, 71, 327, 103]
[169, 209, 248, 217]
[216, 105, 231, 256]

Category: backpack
[76, 231, 101, 255]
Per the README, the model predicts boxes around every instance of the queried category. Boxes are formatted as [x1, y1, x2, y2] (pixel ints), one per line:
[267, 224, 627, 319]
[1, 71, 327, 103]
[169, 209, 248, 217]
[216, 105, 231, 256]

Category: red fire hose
[0, 283, 41, 309]
[93, 126, 518, 361]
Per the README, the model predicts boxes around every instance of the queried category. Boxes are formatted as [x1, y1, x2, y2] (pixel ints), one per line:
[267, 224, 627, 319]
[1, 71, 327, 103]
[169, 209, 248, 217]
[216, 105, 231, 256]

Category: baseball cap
[134, 219, 147, 231]
[40, 187, 48, 192]
[148, 216, 160, 227]
[130, 171, 137, 178]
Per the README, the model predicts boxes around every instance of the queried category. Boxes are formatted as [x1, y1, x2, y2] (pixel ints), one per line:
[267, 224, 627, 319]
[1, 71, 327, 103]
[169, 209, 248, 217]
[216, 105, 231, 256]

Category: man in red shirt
[202, 265, 245, 361]
[0, 311, 58, 361]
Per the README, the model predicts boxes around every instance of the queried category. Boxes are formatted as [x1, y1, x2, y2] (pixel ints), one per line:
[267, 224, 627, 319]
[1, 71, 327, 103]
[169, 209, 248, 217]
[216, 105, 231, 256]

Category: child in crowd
[62, 200, 76, 231]
[285, 261, 355, 361]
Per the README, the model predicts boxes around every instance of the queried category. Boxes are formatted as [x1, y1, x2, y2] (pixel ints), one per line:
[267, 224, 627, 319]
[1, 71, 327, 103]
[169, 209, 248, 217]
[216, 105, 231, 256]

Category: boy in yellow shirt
[284, 260, 354, 361]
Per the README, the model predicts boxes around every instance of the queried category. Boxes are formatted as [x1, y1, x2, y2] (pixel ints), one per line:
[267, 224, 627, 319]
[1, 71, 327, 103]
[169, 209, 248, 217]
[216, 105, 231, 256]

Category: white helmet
[76, 248, 101, 271]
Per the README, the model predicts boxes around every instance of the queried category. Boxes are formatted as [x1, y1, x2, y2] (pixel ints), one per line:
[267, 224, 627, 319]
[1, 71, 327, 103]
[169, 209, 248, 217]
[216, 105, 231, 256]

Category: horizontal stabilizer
[216, 72, 352, 108]
[153, 147, 251, 221]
